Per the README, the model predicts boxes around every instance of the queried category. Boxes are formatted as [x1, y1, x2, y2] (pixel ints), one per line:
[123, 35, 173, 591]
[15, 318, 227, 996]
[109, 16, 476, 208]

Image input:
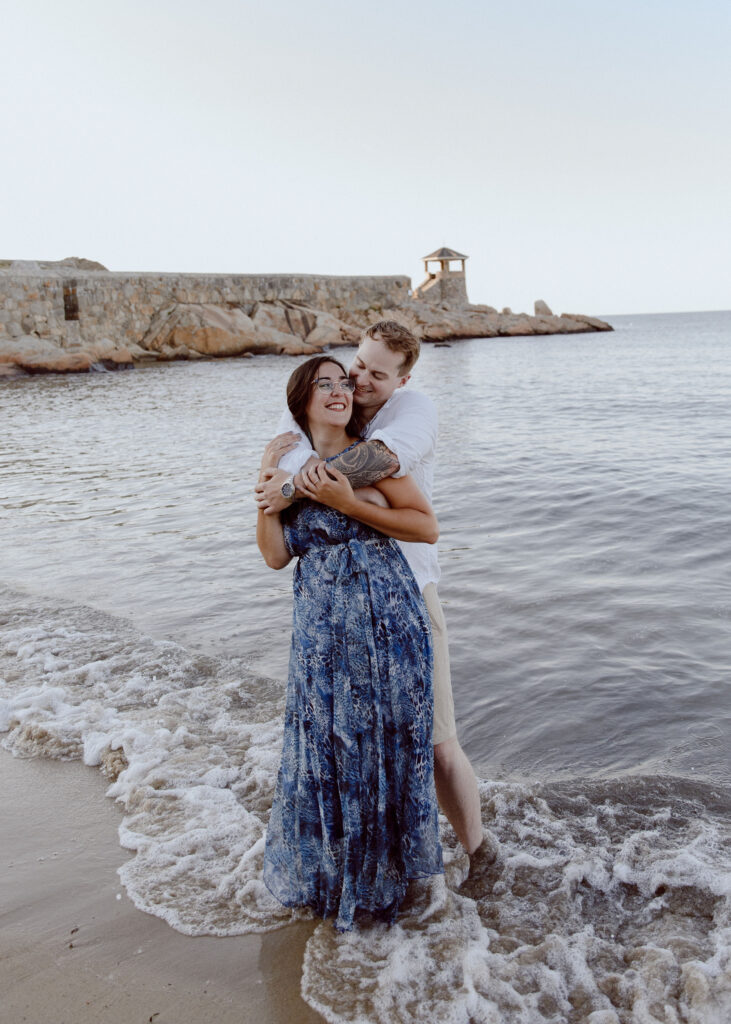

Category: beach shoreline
[0, 748, 322, 1024]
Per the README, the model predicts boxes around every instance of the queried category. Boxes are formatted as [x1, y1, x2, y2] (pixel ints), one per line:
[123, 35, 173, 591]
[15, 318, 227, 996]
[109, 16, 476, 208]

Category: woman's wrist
[336, 495, 356, 517]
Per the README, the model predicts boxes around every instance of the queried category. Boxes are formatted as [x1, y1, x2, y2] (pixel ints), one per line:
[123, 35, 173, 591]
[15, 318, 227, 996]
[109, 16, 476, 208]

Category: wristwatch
[280, 475, 296, 501]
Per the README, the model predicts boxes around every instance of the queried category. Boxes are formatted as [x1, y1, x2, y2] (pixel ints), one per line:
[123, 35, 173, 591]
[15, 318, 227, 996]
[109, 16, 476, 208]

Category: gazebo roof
[422, 247, 468, 261]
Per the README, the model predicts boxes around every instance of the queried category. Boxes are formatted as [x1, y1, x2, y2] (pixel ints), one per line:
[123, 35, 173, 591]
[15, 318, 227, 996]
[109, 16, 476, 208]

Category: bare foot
[459, 832, 500, 899]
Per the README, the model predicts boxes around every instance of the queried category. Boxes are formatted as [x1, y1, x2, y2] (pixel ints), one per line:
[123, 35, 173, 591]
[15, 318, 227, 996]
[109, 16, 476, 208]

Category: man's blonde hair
[363, 320, 420, 374]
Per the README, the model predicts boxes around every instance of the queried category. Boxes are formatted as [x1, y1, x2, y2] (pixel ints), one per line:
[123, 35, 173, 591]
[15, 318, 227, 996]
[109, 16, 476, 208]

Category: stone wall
[414, 273, 469, 307]
[0, 269, 411, 350]
[0, 263, 614, 378]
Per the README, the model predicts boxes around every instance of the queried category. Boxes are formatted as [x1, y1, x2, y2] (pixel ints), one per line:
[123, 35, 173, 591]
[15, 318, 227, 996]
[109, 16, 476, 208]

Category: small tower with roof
[413, 246, 469, 307]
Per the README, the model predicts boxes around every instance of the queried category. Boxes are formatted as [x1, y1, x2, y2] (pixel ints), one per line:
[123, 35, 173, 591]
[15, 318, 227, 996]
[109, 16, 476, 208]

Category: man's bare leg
[433, 736, 484, 854]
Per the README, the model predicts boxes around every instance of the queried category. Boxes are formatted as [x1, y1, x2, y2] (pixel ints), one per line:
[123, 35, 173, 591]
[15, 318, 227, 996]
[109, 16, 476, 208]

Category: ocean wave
[1, 586, 729, 1022]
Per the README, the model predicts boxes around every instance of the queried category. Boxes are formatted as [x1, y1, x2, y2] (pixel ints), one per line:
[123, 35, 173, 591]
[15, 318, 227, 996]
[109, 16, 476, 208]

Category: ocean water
[2, 310, 730, 1022]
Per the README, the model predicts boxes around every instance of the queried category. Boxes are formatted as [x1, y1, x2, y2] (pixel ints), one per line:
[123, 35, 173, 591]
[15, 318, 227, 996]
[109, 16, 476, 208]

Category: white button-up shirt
[276, 388, 440, 591]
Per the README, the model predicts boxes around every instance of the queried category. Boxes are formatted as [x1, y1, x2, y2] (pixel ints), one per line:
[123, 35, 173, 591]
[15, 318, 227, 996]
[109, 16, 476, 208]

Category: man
[255, 320, 496, 871]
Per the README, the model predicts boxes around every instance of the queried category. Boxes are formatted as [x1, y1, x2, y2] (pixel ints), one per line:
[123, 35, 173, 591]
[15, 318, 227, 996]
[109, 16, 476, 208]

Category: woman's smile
[305, 361, 355, 425]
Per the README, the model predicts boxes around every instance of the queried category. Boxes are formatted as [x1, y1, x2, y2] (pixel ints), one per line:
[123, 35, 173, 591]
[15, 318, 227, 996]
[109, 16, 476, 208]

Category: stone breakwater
[0, 261, 612, 377]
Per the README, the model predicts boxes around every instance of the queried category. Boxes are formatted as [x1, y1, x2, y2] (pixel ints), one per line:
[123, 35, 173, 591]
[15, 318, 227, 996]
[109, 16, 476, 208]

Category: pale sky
[2, 0, 729, 315]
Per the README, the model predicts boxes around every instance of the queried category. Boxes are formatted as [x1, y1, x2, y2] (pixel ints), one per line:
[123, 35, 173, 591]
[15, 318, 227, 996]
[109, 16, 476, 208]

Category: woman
[257, 355, 443, 931]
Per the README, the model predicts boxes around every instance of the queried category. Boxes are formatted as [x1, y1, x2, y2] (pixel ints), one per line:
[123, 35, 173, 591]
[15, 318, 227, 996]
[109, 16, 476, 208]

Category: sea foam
[1, 585, 730, 1023]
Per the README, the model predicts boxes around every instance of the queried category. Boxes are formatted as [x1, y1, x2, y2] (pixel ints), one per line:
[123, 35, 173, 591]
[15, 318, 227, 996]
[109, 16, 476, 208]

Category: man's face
[349, 335, 410, 413]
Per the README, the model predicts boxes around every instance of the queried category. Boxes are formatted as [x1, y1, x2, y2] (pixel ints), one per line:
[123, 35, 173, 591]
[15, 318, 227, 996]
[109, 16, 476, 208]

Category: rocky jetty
[0, 260, 612, 378]
[351, 300, 612, 344]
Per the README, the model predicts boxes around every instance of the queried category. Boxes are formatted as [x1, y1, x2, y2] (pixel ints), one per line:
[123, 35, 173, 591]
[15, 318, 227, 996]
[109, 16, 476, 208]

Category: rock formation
[140, 301, 361, 361]
[0, 335, 134, 377]
[0, 260, 613, 377]
[338, 299, 610, 344]
[3, 257, 109, 272]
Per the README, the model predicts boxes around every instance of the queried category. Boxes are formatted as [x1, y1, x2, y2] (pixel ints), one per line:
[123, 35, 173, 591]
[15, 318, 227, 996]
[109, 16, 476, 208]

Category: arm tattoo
[329, 440, 400, 488]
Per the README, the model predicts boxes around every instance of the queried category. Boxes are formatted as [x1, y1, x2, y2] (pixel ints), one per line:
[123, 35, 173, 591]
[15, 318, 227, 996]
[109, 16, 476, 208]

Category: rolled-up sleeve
[368, 391, 438, 478]
[274, 408, 318, 473]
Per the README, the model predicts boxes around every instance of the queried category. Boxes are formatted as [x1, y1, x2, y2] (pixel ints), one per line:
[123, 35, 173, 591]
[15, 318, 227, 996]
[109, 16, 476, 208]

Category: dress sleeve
[368, 391, 438, 479]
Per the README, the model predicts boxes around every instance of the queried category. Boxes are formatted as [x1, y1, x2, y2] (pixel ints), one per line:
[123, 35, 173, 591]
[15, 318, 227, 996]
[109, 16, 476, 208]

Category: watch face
[281, 481, 295, 499]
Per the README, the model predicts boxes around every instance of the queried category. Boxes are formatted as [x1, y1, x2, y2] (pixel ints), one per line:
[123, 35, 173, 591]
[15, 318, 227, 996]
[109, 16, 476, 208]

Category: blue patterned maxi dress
[263, 488, 444, 932]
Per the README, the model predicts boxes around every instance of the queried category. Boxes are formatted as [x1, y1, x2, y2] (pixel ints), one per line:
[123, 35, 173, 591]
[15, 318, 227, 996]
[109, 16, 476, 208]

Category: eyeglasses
[312, 378, 356, 393]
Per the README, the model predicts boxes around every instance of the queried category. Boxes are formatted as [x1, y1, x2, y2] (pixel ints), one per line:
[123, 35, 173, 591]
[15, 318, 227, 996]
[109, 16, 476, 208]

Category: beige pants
[422, 583, 457, 746]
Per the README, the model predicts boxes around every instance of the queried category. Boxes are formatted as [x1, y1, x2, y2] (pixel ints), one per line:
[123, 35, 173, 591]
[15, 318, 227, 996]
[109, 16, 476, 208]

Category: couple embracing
[255, 320, 495, 932]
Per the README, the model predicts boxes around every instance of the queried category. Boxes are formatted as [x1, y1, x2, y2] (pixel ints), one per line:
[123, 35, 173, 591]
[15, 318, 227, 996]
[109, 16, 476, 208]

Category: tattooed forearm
[329, 440, 400, 487]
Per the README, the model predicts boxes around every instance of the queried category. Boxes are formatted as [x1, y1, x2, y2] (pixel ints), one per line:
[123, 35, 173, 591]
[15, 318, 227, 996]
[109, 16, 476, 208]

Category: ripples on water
[3, 311, 729, 781]
[2, 311, 730, 1022]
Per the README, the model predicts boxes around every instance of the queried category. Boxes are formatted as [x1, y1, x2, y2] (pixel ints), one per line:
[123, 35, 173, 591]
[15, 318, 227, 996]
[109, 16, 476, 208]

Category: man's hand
[255, 467, 294, 515]
[301, 463, 355, 514]
[260, 432, 301, 472]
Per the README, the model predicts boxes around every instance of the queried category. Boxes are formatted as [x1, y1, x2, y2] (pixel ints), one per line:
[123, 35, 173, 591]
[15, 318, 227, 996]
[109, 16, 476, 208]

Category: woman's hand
[260, 432, 300, 472]
[301, 462, 355, 513]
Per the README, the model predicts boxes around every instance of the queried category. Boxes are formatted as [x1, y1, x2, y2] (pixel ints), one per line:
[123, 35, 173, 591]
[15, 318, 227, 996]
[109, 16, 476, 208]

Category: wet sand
[0, 749, 322, 1024]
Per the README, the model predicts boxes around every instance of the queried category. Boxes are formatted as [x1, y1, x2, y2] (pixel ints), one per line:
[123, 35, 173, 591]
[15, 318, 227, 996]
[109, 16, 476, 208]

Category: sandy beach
[0, 749, 322, 1024]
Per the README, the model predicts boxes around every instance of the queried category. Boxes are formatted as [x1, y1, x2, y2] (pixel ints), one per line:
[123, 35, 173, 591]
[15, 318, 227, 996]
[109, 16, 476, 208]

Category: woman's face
[305, 361, 354, 429]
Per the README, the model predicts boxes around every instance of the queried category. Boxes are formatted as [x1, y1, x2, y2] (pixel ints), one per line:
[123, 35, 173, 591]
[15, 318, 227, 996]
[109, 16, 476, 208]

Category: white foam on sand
[303, 781, 731, 1023]
[0, 587, 298, 933]
[2, 586, 730, 1023]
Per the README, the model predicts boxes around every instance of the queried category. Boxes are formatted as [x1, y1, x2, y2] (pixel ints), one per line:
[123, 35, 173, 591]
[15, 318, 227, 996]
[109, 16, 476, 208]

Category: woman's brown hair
[286, 356, 362, 444]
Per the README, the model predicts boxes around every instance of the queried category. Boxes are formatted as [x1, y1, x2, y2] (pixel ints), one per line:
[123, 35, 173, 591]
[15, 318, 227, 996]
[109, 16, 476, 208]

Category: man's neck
[359, 397, 389, 427]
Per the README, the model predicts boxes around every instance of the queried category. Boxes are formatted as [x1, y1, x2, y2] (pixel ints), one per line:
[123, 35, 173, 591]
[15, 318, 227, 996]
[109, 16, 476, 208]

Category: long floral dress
[263, 475, 443, 931]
